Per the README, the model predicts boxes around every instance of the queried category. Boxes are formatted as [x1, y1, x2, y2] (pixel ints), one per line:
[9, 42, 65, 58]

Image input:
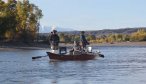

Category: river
[0, 46, 146, 84]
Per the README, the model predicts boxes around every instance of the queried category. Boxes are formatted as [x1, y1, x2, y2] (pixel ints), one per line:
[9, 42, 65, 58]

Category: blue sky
[29, 0, 146, 30]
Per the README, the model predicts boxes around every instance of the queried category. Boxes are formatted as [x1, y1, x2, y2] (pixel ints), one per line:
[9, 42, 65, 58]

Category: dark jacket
[50, 34, 60, 45]
[80, 34, 89, 47]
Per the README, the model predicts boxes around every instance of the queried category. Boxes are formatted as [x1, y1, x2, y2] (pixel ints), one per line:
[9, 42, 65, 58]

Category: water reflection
[36, 61, 93, 84]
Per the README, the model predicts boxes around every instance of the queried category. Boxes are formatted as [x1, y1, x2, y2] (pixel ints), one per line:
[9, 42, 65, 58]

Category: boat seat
[59, 47, 67, 55]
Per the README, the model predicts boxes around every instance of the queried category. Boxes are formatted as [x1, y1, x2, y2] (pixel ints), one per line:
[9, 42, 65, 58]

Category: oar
[99, 53, 104, 58]
[32, 55, 47, 59]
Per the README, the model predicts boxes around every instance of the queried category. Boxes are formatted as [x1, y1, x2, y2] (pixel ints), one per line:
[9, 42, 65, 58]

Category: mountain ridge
[39, 27, 146, 36]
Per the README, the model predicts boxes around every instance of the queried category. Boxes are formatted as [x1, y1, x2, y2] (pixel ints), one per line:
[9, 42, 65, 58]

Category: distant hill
[39, 27, 146, 36]
[60, 27, 146, 35]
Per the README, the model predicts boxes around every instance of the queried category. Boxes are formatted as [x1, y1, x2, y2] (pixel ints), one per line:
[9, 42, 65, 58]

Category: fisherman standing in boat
[80, 31, 89, 50]
[49, 30, 60, 50]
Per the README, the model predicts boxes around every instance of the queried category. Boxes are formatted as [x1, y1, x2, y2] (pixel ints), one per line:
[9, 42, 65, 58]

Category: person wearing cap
[80, 31, 89, 49]
[49, 30, 60, 50]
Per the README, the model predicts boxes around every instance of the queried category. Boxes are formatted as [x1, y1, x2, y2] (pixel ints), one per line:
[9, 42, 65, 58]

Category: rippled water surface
[0, 46, 146, 84]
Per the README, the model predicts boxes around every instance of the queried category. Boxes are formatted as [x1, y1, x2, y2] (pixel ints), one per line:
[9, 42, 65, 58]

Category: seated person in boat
[49, 30, 60, 50]
[70, 41, 82, 55]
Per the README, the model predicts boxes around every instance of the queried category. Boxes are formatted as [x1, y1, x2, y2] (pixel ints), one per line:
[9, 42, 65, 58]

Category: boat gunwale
[46, 52, 98, 61]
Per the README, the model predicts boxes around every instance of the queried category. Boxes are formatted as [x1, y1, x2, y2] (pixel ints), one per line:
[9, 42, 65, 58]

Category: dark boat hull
[46, 52, 98, 61]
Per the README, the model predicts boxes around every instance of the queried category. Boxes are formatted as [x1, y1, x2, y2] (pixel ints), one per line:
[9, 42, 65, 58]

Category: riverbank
[0, 42, 49, 50]
[92, 41, 146, 47]
[0, 41, 146, 50]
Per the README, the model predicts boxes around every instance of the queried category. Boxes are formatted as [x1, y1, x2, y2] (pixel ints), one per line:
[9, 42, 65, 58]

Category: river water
[0, 46, 146, 84]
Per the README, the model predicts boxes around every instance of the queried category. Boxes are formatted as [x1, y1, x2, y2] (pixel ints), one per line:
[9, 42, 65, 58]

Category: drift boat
[47, 52, 99, 61]
[46, 47, 104, 61]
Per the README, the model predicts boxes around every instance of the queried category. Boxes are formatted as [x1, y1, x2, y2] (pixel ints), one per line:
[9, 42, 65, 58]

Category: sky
[9, 0, 146, 30]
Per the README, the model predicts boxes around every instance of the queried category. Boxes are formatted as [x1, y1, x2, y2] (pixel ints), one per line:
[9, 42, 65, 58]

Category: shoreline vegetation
[0, 41, 146, 50]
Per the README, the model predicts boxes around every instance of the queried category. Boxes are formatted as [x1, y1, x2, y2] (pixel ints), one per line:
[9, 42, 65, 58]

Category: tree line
[57, 29, 146, 44]
[94, 29, 146, 43]
[0, 0, 42, 42]
[38, 29, 146, 44]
